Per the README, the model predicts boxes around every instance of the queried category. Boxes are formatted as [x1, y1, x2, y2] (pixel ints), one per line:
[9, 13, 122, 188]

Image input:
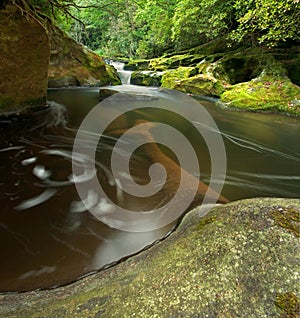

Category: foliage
[3, 0, 300, 58]
[171, 0, 235, 50]
[231, 0, 300, 46]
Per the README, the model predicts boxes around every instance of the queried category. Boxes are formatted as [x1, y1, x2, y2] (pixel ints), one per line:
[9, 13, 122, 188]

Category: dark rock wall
[0, 5, 50, 112]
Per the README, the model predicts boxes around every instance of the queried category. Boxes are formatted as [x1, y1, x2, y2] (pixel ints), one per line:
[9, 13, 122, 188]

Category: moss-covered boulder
[220, 74, 300, 116]
[0, 5, 50, 112]
[47, 24, 120, 88]
[124, 59, 150, 71]
[161, 65, 227, 97]
[125, 42, 300, 113]
[131, 71, 163, 86]
[150, 53, 205, 71]
[214, 50, 288, 84]
[0, 198, 299, 317]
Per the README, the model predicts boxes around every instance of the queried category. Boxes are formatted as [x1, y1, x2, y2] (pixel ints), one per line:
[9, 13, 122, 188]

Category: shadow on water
[0, 86, 299, 292]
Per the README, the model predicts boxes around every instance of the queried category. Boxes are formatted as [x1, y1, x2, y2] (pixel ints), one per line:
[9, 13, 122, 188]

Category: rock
[273, 46, 300, 86]
[0, 198, 299, 317]
[47, 23, 121, 88]
[48, 76, 80, 88]
[131, 71, 163, 86]
[99, 88, 119, 101]
[158, 47, 300, 108]
[215, 50, 288, 84]
[220, 74, 300, 116]
[0, 5, 50, 112]
[150, 53, 205, 71]
[124, 59, 150, 71]
[161, 66, 227, 97]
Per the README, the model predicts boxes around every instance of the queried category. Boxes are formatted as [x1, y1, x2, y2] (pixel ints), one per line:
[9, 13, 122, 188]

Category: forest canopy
[4, 0, 300, 58]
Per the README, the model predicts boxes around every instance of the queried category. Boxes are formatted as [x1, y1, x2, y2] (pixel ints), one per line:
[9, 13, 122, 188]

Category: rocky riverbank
[0, 198, 299, 317]
[123, 41, 300, 116]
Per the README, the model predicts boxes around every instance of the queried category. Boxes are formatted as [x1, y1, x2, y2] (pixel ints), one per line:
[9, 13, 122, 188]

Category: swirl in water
[72, 88, 228, 232]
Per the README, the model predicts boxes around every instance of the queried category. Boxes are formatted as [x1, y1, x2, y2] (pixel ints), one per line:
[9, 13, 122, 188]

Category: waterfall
[109, 61, 132, 85]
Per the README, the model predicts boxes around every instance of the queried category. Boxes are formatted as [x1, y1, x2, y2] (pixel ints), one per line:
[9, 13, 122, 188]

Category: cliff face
[47, 24, 121, 88]
[0, 5, 50, 112]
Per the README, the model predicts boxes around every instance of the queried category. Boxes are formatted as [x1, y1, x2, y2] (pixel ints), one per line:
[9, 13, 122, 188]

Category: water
[0, 86, 299, 292]
[108, 61, 132, 85]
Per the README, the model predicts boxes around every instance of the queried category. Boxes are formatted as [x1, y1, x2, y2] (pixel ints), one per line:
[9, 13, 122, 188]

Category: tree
[5, 0, 298, 58]
[171, 0, 236, 50]
[231, 0, 300, 47]
[134, 0, 176, 58]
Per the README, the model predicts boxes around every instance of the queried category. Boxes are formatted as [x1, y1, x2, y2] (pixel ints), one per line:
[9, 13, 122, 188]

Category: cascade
[109, 61, 132, 85]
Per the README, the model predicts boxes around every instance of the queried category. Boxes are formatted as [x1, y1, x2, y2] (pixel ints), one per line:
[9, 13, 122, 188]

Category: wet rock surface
[0, 198, 299, 317]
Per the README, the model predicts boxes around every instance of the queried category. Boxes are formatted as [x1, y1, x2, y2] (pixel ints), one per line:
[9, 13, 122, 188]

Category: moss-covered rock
[131, 71, 163, 86]
[124, 59, 150, 71]
[215, 50, 288, 84]
[161, 65, 227, 97]
[220, 74, 300, 116]
[150, 54, 205, 71]
[146, 45, 300, 114]
[47, 24, 121, 88]
[0, 198, 299, 317]
[0, 5, 50, 112]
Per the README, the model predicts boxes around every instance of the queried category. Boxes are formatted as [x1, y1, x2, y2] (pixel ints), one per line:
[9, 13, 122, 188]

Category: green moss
[220, 75, 300, 116]
[162, 67, 226, 97]
[0, 95, 15, 109]
[124, 59, 150, 71]
[270, 207, 300, 237]
[150, 54, 204, 71]
[131, 71, 162, 86]
[275, 292, 300, 317]
[161, 67, 198, 88]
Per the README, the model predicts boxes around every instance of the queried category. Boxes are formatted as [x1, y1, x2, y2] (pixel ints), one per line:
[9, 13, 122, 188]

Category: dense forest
[8, 0, 300, 58]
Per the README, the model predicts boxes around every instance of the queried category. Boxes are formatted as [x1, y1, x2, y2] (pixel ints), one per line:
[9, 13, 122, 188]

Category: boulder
[47, 24, 121, 88]
[0, 198, 299, 317]
[124, 59, 150, 71]
[0, 5, 50, 112]
[99, 88, 119, 101]
[161, 66, 227, 97]
[220, 74, 300, 116]
[131, 71, 163, 86]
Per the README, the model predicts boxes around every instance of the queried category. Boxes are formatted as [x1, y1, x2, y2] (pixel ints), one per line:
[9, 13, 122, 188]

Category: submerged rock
[47, 24, 121, 88]
[0, 5, 50, 112]
[0, 198, 299, 317]
[99, 88, 119, 101]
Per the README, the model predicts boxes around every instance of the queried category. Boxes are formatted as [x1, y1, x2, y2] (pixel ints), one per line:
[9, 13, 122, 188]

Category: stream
[0, 84, 299, 292]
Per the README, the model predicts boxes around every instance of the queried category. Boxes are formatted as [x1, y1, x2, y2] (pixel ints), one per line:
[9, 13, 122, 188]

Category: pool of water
[0, 86, 299, 292]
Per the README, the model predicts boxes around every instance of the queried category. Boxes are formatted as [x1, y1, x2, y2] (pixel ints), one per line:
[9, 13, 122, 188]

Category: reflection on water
[0, 86, 299, 292]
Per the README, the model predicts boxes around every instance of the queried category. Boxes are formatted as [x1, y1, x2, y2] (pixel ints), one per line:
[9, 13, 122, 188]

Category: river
[0, 85, 299, 292]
